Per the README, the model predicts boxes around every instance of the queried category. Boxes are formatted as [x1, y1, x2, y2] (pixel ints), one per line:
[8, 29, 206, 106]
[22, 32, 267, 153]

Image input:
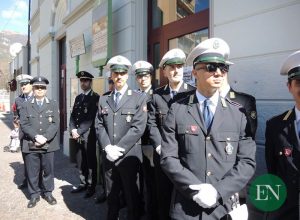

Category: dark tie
[115, 92, 121, 108]
[203, 99, 213, 129]
[171, 91, 177, 99]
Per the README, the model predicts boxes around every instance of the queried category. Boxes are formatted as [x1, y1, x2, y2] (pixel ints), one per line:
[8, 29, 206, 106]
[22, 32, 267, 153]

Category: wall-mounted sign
[69, 34, 86, 58]
[92, 0, 112, 67]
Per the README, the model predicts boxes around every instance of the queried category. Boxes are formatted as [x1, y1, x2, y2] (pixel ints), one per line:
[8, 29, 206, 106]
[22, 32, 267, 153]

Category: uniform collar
[219, 84, 230, 98]
[82, 89, 91, 95]
[169, 80, 183, 94]
[114, 84, 128, 96]
[294, 106, 300, 122]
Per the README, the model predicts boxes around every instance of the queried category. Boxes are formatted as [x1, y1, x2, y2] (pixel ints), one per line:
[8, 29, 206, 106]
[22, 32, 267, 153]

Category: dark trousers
[142, 153, 158, 220]
[75, 131, 97, 188]
[105, 157, 142, 220]
[154, 152, 172, 220]
[24, 151, 54, 199]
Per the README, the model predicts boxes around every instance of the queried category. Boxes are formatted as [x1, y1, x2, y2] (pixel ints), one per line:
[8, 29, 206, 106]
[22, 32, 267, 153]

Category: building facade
[24, 0, 300, 156]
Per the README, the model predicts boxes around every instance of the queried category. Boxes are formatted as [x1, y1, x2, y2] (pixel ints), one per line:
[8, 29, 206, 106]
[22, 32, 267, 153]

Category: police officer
[95, 55, 147, 220]
[147, 48, 195, 220]
[160, 38, 256, 219]
[133, 60, 157, 220]
[19, 76, 60, 208]
[265, 50, 300, 220]
[69, 71, 99, 198]
[220, 71, 257, 139]
[14, 74, 33, 189]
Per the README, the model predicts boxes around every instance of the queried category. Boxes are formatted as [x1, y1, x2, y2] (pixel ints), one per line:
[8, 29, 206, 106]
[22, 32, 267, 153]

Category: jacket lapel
[106, 93, 115, 112]
[161, 85, 171, 104]
[210, 97, 226, 133]
[187, 94, 206, 134]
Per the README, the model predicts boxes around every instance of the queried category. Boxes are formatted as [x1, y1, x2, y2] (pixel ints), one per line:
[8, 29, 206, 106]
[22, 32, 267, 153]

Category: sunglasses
[196, 63, 229, 73]
[34, 86, 46, 90]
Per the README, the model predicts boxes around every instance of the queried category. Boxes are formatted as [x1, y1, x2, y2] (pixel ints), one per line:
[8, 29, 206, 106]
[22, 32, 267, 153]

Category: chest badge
[84, 107, 88, 113]
[225, 142, 234, 155]
[48, 116, 53, 123]
[126, 115, 132, 123]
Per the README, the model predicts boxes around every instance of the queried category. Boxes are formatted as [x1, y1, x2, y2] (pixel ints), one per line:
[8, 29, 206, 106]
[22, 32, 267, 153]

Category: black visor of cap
[288, 66, 300, 79]
[193, 53, 225, 67]
[111, 64, 129, 72]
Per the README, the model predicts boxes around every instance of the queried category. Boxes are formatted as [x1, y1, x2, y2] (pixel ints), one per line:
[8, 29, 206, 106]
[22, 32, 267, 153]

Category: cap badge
[213, 40, 220, 49]
[117, 57, 121, 62]
[174, 51, 178, 56]
[39, 77, 41, 81]
[81, 72, 84, 76]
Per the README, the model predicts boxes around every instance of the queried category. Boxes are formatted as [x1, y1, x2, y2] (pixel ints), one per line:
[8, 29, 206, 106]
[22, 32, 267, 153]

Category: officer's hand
[35, 135, 47, 145]
[71, 129, 80, 139]
[155, 145, 161, 155]
[189, 184, 218, 208]
[105, 145, 125, 162]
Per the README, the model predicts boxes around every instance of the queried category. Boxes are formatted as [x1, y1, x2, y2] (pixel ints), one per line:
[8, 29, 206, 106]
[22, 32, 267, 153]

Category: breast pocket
[177, 124, 200, 153]
[121, 108, 137, 123]
[213, 132, 239, 161]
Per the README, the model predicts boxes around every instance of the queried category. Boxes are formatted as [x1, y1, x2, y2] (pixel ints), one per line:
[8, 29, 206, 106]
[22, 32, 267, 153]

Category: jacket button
[40, 122, 42, 124]
[113, 134, 116, 137]
[207, 171, 211, 176]
[206, 136, 211, 140]
[207, 153, 212, 157]
[114, 113, 118, 116]
[40, 129, 42, 131]
[40, 115, 42, 117]
[114, 123, 117, 126]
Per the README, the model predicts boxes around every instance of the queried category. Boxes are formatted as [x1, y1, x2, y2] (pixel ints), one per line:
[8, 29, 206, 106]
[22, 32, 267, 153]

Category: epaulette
[221, 97, 227, 107]
[45, 97, 50, 103]
[149, 89, 153, 95]
[184, 83, 187, 90]
[283, 109, 292, 121]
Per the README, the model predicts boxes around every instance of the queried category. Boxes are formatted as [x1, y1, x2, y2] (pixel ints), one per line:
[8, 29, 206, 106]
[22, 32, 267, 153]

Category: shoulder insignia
[31, 99, 34, 104]
[283, 109, 292, 121]
[221, 97, 227, 107]
[250, 111, 257, 119]
[229, 91, 236, 99]
[164, 85, 168, 91]
[90, 91, 94, 96]
[108, 92, 112, 96]
[184, 83, 187, 90]
[149, 89, 153, 95]
[128, 90, 132, 96]
[45, 97, 50, 103]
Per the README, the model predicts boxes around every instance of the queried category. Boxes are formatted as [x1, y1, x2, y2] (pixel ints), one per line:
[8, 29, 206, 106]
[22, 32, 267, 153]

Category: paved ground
[0, 113, 107, 220]
[0, 112, 266, 220]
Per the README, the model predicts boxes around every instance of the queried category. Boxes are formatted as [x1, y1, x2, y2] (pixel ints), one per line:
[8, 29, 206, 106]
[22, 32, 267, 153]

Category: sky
[0, 0, 28, 34]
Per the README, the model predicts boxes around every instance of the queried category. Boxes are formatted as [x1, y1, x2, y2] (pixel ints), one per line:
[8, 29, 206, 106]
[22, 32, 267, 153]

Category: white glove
[155, 145, 161, 155]
[71, 129, 80, 139]
[189, 184, 218, 208]
[105, 145, 125, 162]
[35, 135, 47, 145]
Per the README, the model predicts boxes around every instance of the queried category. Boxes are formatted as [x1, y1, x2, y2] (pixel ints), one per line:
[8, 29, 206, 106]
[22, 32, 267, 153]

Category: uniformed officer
[69, 71, 99, 198]
[133, 60, 157, 220]
[95, 55, 147, 220]
[14, 74, 33, 189]
[147, 48, 195, 220]
[19, 76, 60, 208]
[265, 50, 300, 220]
[219, 67, 257, 139]
[160, 38, 256, 219]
